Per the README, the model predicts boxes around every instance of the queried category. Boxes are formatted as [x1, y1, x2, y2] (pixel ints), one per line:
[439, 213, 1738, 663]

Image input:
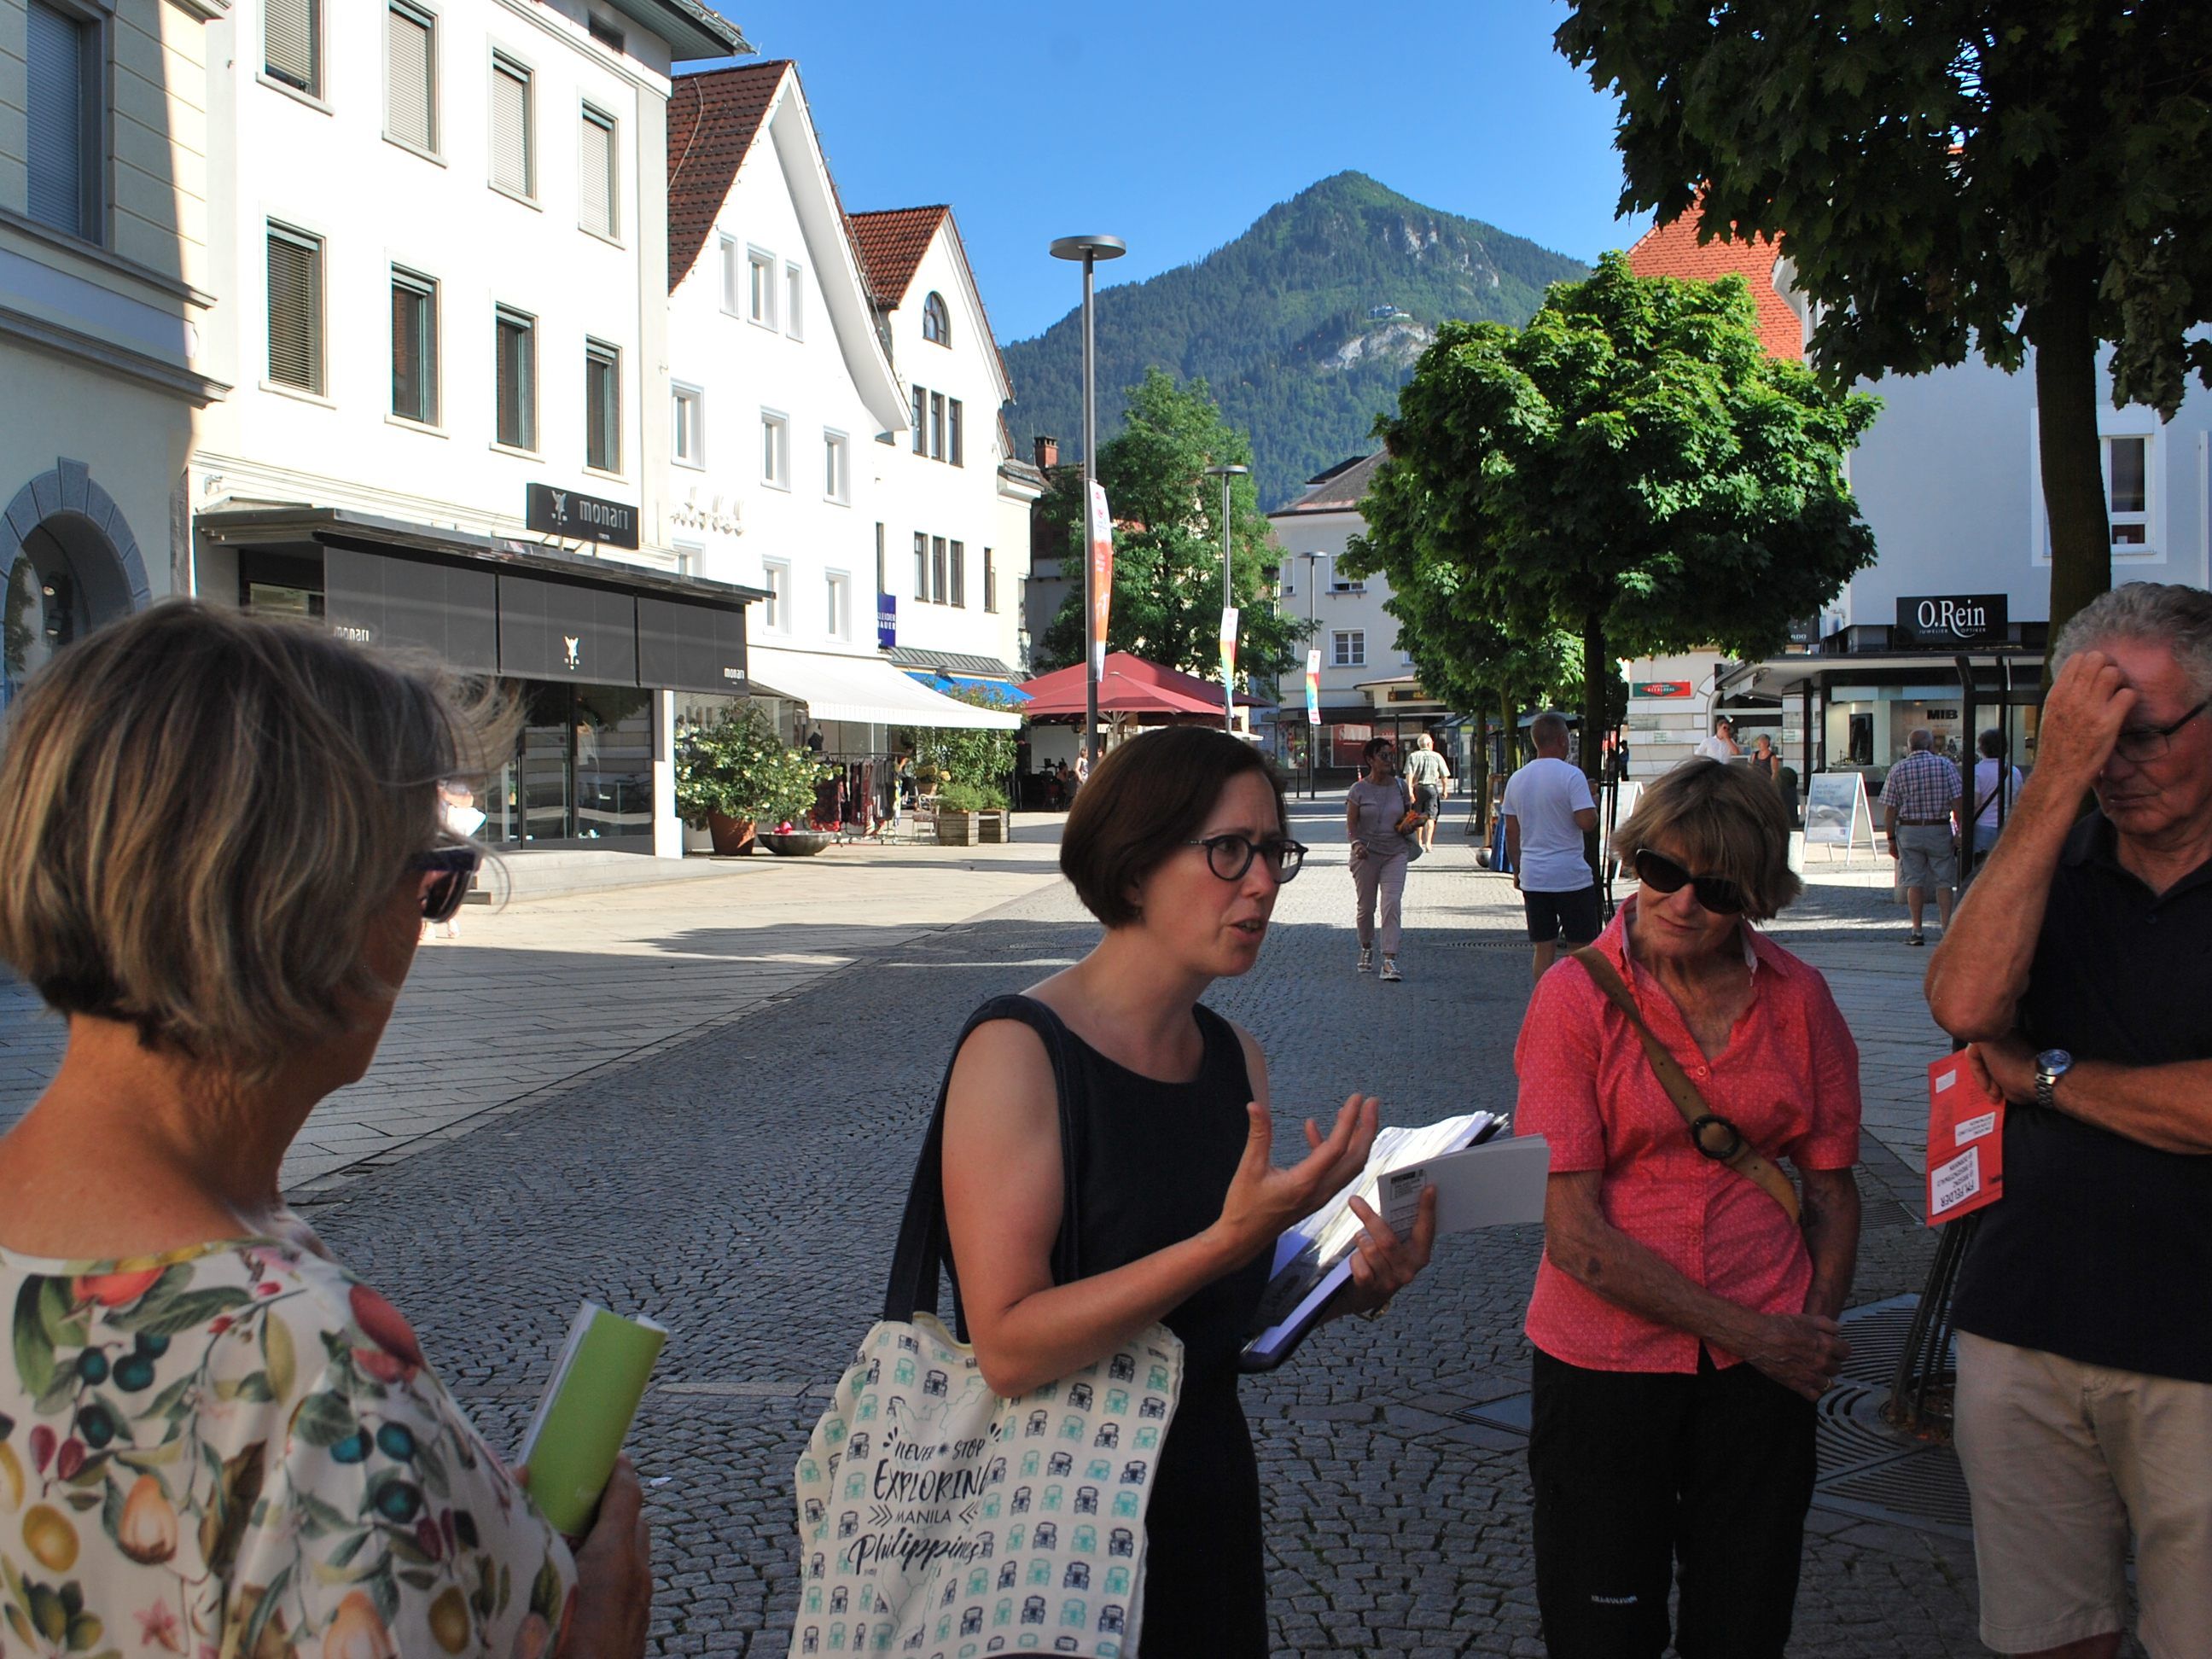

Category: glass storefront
[483, 678, 655, 844]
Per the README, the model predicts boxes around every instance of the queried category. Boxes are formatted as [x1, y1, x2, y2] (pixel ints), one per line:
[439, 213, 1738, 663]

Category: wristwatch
[2034, 1049, 2074, 1112]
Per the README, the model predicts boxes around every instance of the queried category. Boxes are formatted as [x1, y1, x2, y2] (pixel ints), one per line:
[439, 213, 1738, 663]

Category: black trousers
[1528, 1346, 1817, 1658]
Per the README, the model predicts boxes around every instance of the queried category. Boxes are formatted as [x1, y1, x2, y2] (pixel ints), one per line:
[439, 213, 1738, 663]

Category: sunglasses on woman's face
[1633, 848, 1746, 917]
[410, 847, 480, 923]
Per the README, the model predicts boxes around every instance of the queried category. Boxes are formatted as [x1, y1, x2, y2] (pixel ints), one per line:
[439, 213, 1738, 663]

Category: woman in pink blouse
[1514, 760, 1863, 1659]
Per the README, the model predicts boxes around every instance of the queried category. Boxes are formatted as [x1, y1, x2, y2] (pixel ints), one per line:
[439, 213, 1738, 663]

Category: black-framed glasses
[2113, 700, 2209, 764]
[1633, 847, 1745, 917]
[1183, 834, 1308, 883]
[410, 846, 480, 923]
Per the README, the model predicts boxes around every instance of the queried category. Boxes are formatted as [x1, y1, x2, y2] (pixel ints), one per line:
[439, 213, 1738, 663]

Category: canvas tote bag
[789, 997, 1185, 1659]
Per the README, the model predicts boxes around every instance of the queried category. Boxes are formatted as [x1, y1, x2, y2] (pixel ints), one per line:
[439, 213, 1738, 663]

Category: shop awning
[748, 647, 1020, 729]
[902, 670, 1032, 701]
[1720, 649, 2046, 698]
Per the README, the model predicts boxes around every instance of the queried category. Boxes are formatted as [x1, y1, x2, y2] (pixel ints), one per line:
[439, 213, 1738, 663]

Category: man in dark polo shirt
[1928, 582, 2212, 1659]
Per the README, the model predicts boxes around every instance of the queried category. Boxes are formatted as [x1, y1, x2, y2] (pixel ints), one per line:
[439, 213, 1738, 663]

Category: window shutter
[386, 5, 434, 151]
[579, 108, 615, 237]
[491, 60, 531, 195]
[266, 228, 323, 393]
[25, 3, 85, 236]
[265, 0, 317, 93]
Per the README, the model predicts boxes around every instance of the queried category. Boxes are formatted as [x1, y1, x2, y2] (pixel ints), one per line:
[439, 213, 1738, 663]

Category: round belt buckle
[1689, 1114, 1744, 1161]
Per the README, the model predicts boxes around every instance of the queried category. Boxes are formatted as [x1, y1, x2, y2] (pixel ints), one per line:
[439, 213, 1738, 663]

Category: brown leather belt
[1895, 817, 1951, 825]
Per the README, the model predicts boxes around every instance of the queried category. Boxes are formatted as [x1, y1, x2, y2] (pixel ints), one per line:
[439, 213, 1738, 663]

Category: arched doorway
[1, 461, 149, 710]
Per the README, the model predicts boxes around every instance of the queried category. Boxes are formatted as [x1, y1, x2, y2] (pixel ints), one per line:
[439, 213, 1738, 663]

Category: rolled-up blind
[265, 0, 317, 94]
[491, 57, 531, 195]
[26, 2, 85, 236]
[266, 226, 323, 393]
[386, 3, 434, 151]
[579, 107, 615, 237]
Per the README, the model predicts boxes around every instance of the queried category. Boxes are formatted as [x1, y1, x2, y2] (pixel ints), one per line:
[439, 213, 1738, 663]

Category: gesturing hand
[1211, 1096, 1380, 1266]
[1742, 1313, 1849, 1401]
[1341, 1187, 1437, 1316]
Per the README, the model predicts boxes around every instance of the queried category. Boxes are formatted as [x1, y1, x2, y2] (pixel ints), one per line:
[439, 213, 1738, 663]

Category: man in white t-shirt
[1694, 715, 1740, 761]
[1500, 712, 1601, 981]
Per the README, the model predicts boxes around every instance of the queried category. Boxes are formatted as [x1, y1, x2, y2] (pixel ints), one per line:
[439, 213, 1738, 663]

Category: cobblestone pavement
[253, 800, 2026, 1658]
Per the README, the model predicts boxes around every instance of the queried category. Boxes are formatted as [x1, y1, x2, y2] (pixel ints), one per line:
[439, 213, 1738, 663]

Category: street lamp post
[1049, 233, 1126, 774]
[1202, 463, 1249, 733]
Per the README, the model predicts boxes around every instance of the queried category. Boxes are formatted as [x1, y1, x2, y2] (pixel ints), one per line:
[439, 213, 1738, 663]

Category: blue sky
[691, 1, 1650, 344]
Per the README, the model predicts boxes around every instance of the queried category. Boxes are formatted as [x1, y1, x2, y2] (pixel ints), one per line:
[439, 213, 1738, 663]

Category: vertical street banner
[1219, 606, 1239, 688]
[1087, 480, 1114, 676]
[1305, 649, 1322, 725]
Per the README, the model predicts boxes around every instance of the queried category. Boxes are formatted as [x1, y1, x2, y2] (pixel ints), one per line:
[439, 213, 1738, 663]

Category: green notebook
[515, 1301, 667, 1536]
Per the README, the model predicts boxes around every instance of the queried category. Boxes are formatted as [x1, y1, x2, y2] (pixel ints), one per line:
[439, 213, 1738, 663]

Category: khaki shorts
[1895, 823, 1957, 890]
[1954, 1330, 2212, 1655]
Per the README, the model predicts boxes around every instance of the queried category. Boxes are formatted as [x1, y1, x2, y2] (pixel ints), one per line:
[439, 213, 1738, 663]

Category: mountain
[999, 172, 1590, 509]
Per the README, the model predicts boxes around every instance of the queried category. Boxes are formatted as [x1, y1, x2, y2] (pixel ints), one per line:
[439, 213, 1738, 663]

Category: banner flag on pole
[1087, 481, 1114, 677]
[1305, 649, 1322, 725]
[1218, 607, 1239, 686]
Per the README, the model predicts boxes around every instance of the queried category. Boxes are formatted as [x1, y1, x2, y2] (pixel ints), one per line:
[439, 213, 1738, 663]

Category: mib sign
[527, 482, 639, 550]
[1895, 593, 2009, 648]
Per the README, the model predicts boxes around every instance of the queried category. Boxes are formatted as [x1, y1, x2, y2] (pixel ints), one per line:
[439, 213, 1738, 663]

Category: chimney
[1033, 435, 1060, 470]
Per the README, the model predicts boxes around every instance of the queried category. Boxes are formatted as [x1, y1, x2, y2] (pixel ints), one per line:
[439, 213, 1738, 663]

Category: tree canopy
[1034, 370, 1305, 681]
[1347, 253, 1879, 778]
[1556, 0, 2212, 639]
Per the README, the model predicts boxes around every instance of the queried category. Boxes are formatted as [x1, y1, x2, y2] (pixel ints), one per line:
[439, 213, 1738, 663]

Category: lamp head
[1202, 464, 1250, 479]
[1050, 235, 1126, 262]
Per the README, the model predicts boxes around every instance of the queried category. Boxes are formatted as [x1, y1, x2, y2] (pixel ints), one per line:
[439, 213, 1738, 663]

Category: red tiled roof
[1625, 201, 1805, 362]
[666, 61, 790, 293]
[847, 207, 949, 307]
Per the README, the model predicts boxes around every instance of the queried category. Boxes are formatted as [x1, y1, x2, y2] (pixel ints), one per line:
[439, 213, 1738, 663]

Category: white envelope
[1380, 1134, 1551, 1237]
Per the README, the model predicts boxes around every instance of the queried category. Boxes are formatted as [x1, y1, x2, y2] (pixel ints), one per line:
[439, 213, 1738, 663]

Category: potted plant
[909, 688, 1020, 845]
[933, 780, 1010, 846]
[675, 705, 830, 855]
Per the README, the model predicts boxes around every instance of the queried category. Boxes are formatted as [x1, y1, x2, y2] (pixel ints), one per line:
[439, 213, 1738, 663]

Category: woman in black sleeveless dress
[939, 728, 1440, 1654]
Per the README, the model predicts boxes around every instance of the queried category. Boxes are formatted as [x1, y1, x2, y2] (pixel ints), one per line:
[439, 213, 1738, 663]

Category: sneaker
[1380, 958, 1402, 983]
[1357, 947, 1373, 974]
[1907, 931, 1925, 946]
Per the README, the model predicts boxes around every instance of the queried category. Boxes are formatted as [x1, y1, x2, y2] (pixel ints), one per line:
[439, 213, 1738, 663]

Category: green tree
[904, 687, 1022, 808]
[1556, 0, 2212, 644]
[1034, 370, 1305, 682]
[1358, 254, 1878, 780]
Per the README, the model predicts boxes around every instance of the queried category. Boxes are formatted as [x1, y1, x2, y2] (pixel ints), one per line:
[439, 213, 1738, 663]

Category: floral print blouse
[0, 1238, 573, 1657]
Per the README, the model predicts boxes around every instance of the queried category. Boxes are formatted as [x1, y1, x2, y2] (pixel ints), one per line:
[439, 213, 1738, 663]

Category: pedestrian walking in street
[1402, 731, 1452, 851]
[1347, 736, 1417, 981]
[1926, 583, 2212, 1659]
[937, 726, 1436, 1656]
[1968, 727, 2023, 864]
[1882, 726, 1964, 945]
[1693, 714, 1740, 761]
[0, 603, 654, 1659]
[1515, 758, 1863, 1659]
[1501, 712, 1602, 983]
[425, 779, 483, 940]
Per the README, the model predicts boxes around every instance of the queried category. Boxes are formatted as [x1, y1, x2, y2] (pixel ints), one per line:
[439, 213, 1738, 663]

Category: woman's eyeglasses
[1184, 834, 1308, 883]
[410, 847, 480, 923]
[1632, 848, 1745, 917]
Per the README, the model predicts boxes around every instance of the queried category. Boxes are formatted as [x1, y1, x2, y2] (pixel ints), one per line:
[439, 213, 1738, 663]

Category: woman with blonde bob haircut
[1512, 759, 1864, 1658]
[0, 602, 651, 1659]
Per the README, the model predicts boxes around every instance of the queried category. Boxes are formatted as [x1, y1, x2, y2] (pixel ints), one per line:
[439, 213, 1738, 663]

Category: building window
[824, 431, 849, 504]
[760, 410, 789, 488]
[984, 547, 998, 614]
[586, 13, 624, 52]
[26, 1, 98, 241]
[585, 340, 620, 472]
[785, 262, 804, 340]
[1330, 573, 1365, 594]
[719, 236, 740, 314]
[875, 523, 886, 598]
[929, 393, 946, 461]
[748, 247, 777, 328]
[579, 104, 618, 239]
[2106, 434, 2151, 548]
[494, 305, 536, 449]
[1332, 630, 1365, 668]
[913, 532, 928, 602]
[949, 399, 964, 468]
[491, 53, 533, 199]
[826, 572, 850, 638]
[762, 561, 788, 631]
[911, 385, 927, 455]
[386, 2, 437, 154]
[265, 0, 320, 97]
[922, 291, 950, 346]
[949, 541, 966, 608]
[931, 537, 948, 605]
[265, 223, 325, 394]
[390, 267, 438, 424]
[672, 384, 704, 467]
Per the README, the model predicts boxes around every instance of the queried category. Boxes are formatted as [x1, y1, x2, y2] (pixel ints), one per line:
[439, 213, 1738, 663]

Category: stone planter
[707, 812, 757, 856]
[760, 830, 835, 857]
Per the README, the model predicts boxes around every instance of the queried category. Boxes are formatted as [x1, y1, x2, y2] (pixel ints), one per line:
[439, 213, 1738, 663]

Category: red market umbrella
[1019, 652, 1260, 719]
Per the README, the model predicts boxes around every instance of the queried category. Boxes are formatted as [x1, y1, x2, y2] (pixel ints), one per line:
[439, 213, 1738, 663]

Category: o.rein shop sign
[1895, 593, 2009, 649]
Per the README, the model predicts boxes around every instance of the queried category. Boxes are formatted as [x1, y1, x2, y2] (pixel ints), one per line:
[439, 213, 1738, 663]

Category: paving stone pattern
[280, 805, 2018, 1658]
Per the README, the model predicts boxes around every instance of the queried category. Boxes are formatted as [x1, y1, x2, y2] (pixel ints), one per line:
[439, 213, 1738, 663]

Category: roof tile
[1624, 202, 1805, 361]
[847, 206, 950, 307]
[666, 61, 790, 292]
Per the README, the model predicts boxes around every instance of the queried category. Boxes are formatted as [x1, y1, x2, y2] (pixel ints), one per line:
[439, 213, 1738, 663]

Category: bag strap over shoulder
[1568, 947, 1801, 1224]
[884, 995, 1087, 1326]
